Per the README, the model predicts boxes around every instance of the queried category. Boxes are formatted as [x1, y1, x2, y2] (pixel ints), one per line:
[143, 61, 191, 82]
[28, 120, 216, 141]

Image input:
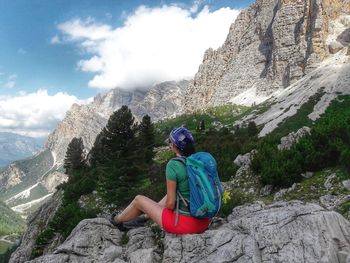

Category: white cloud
[51, 35, 61, 44]
[2, 74, 17, 89]
[0, 90, 84, 137]
[57, 5, 240, 90]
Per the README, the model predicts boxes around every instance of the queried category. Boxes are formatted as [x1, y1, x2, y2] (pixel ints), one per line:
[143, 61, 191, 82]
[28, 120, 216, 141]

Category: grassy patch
[121, 232, 129, 245]
[0, 241, 12, 254]
[282, 168, 347, 202]
[154, 104, 251, 142]
[337, 201, 350, 215]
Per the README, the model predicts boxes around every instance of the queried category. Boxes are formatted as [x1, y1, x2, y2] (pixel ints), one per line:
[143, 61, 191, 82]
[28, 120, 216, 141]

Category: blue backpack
[173, 152, 223, 224]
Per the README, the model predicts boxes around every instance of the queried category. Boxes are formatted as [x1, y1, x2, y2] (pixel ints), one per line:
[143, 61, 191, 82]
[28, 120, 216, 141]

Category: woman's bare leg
[116, 195, 166, 227]
[143, 195, 167, 220]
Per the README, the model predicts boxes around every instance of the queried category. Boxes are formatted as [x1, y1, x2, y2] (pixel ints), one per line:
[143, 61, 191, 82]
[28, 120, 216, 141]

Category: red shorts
[161, 208, 210, 234]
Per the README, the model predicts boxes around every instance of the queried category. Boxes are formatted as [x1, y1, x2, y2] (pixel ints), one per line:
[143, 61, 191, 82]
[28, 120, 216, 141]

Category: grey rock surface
[319, 194, 350, 210]
[24, 201, 350, 263]
[274, 183, 298, 201]
[278, 127, 311, 150]
[343, 180, 350, 191]
[301, 171, 314, 179]
[324, 173, 337, 190]
[0, 164, 26, 190]
[234, 150, 257, 178]
[260, 184, 273, 196]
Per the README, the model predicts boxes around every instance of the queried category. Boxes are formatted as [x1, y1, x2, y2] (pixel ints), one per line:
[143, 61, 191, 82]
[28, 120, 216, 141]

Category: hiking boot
[123, 215, 148, 230]
[109, 212, 127, 232]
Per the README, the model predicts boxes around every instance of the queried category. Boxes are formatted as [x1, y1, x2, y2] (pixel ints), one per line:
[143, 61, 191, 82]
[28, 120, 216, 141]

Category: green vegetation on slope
[0, 244, 18, 263]
[0, 201, 25, 236]
[252, 95, 350, 187]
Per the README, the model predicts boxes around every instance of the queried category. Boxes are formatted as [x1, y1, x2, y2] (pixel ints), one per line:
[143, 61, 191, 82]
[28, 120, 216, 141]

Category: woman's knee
[133, 195, 145, 206]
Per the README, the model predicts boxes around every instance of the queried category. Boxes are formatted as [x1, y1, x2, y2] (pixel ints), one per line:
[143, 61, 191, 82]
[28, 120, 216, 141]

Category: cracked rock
[20, 201, 350, 263]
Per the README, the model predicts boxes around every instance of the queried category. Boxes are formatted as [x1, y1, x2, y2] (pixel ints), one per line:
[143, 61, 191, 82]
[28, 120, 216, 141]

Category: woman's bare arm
[165, 180, 177, 210]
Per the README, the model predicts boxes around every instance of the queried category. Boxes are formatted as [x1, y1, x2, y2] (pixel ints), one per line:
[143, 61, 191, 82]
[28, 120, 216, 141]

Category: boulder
[324, 173, 337, 190]
[342, 179, 350, 191]
[329, 41, 345, 54]
[301, 171, 314, 179]
[278, 127, 311, 151]
[260, 184, 273, 196]
[26, 201, 350, 263]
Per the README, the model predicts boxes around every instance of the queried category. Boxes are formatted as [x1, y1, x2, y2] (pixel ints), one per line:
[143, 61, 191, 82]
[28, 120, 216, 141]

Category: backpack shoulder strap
[171, 156, 186, 165]
[170, 156, 188, 226]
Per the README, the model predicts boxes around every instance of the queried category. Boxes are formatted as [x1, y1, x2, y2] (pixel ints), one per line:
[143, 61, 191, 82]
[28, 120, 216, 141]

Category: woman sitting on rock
[110, 127, 210, 234]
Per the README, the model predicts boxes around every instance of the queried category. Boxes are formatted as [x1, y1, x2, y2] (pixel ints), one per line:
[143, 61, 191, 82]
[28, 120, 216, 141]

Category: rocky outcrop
[278, 126, 311, 150]
[0, 164, 25, 190]
[233, 150, 257, 178]
[184, 0, 350, 111]
[24, 201, 350, 263]
[9, 190, 63, 263]
[39, 171, 68, 193]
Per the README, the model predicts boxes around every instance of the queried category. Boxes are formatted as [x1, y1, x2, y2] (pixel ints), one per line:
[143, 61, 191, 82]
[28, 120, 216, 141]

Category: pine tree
[64, 137, 85, 178]
[138, 115, 155, 163]
[94, 105, 142, 205]
[247, 121, 258, 137]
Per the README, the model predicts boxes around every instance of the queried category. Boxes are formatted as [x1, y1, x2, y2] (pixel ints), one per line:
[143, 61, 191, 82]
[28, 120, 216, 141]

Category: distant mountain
[0, 133, 43, 167]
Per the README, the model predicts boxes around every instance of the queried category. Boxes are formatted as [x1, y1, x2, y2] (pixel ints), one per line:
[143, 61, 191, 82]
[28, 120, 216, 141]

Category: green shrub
[252, 95, 350, 188]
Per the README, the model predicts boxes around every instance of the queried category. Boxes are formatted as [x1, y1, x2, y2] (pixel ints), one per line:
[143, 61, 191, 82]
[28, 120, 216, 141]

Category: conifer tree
[95, 105, 142, 204]
[138, 115, 155, 163]
[64, 137, 85, 178]
[248, 121, 258, 136]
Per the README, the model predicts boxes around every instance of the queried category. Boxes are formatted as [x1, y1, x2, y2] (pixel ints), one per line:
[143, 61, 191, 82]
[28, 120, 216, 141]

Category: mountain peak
[183, 0, 350, 111]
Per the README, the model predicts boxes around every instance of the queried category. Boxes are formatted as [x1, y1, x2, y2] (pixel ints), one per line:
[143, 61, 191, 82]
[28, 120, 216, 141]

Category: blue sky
[0, 0, 254, 137]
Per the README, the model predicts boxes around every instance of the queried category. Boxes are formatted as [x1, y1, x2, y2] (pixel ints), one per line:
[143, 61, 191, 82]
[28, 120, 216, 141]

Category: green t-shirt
[166, 159, 190, 216]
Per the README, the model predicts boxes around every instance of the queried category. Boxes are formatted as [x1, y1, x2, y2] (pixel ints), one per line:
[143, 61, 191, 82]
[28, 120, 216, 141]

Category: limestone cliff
[183, 0, 350, 110]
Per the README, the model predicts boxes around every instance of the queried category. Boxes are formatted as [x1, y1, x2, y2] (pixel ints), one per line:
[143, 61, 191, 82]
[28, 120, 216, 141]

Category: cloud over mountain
[0, 90, 88, 138]
[57, 5, 240, 90]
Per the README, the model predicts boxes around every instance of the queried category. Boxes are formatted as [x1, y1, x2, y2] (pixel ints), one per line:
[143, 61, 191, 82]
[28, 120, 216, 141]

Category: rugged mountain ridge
[184, 0, 350, 110]
[45, 80, 188, 166]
